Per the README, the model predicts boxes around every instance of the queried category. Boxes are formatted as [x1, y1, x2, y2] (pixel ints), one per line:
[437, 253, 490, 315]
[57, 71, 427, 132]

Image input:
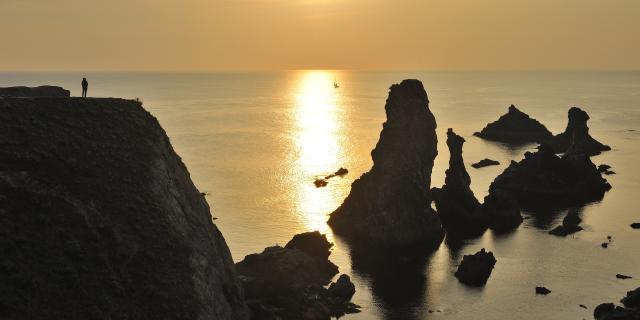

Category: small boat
[334, 80, 340, 89]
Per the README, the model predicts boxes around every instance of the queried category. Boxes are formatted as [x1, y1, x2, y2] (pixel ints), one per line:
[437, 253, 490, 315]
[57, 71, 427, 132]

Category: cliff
[327, 80, 444, 249]
[0, 98, 249, 320]
[0, 85, 70, 97]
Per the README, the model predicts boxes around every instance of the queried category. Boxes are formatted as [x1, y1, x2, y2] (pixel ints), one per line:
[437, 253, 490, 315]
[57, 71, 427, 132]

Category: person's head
[83, 77, 86, 81]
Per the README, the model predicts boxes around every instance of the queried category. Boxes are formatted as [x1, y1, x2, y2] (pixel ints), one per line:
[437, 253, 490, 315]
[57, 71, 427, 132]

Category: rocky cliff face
[327, 80, 443, 248]
[0, 86, 70, 97]
[0, 98, 249, 320]
[550, 107, 611, 156]
[431, 129, 485, 236]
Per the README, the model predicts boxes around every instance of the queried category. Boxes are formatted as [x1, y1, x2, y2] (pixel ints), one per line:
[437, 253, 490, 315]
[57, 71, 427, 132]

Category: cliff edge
[0, 98, 249, 320]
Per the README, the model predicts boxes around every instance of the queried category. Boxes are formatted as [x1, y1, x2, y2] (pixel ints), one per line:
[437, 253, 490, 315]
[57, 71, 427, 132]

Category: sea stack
[489, 144, 611, 208]
[327, 79, 444, 248]
[432, 129, 486, 236]
[474, 104, 553, 143]
[0, 97, 249, 319]
[550, 107, 611, 156]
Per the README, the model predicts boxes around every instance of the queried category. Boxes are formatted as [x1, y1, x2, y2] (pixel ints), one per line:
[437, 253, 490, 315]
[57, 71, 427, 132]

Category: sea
[2, 70, 639, 319]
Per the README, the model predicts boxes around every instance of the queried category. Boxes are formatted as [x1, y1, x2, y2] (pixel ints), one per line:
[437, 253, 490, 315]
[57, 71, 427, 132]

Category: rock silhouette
[548, 208, 584, 236]
[236, 232, 359, 319]
[328, 80, 444, 249]
[0, 98, 249, 320]
[0, 86, 70, 97]
[631, 223, 640, 229]
[480, 189, 523, 232]
[536, 287, 552, 295]
[432, 129, 486, 236]
[594, 287, 640, 319]
[474, 105, 553, 143]
[472, 158, 500, 169]
[454, 248, 497, 286]
[489, 144, 611, 208]
[550, 107, 611, 156]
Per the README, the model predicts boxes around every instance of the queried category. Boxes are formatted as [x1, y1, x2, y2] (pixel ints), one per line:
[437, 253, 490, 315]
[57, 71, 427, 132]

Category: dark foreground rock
[432, 129, 485, 236]
[328, 79, 444, 249]
[474, 104, 552, 143]
[548, 208, 584, 236]
[454, 248, 497, 286]
[479, 190, 523, 232]
[536, 287, 552, 295]
[0, 98, 249, 320]
[0, 85, 70, 97]
[472, 158, 500, 169]
[550, 107, 611, 156]
[489, 144, 611, 208]
[594, 287, 640, 319]
[236, 232, 359, 319]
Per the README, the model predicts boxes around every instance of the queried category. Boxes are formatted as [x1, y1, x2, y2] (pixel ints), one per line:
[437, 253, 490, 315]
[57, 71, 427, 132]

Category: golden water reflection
[291, 70, 347, 236]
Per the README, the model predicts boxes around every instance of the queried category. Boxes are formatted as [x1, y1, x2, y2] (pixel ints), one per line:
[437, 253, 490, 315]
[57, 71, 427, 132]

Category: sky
[1, 0, 639, 71]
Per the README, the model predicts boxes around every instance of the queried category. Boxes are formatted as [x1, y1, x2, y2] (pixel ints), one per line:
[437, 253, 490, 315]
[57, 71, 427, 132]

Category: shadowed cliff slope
[0, 98, 249, 320]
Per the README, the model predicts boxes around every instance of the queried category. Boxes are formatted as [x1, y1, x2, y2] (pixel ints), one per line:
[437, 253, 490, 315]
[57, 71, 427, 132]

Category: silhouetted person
[81, 78, 88, 98]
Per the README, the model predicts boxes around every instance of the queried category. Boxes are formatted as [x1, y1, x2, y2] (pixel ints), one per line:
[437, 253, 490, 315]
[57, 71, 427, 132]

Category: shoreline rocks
[236, 232, 359, 319]
[328, 79, 444, 249]
[454, 248, 497, 286]
[432, 129, 485, 236]
[472, 158, 500, 169]
[549, 107, 611, 156]
[474, 105, 552, 143]
[0, 86, 70, 98]
[0, 97, 249, 319]
[594, 287, 640, 319]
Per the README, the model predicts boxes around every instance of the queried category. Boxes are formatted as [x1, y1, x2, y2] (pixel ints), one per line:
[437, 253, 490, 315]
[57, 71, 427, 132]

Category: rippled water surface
[2, 71, 640, 319]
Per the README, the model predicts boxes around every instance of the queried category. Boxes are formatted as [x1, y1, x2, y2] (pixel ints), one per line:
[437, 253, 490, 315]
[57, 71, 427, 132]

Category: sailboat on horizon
[334, 79, 339, 89]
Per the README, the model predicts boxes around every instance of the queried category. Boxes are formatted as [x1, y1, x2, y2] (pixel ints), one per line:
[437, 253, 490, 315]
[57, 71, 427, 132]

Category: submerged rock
[474, 104, 553, 143]
[0, 85, 70, 97]
[0, 98, 249, 319]
[236, 232, 359, 319]
[472, 158, 500, 169]
[432, 129, 486, 236]
[550, 107, 611, 156]
[548, 208, 584, 237]
[454, 248, 497, 286]
[328, 80, 444, 248]
[593, 287, 640, 319]
[489, 144, 611, 208]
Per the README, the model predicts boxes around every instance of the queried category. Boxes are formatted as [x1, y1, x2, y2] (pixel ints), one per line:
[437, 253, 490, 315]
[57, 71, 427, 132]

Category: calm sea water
[2, 71, 640, 319]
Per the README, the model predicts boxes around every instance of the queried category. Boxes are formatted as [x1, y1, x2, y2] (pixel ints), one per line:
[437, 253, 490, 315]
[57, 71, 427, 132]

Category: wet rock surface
[0, 86, 70, 97]
[550, 107, 611, 156]
[489, 144, 611, 208]
[0, 98, 249, 320]
[236, 232, 359, 320]
[454, 248, 497, 286]
[474, 104, 553, 143]
[594, 287, 640, 319]
[472, 158, 500, 169]
[328, 79, 444, 249]
[432, 129, 486, 236]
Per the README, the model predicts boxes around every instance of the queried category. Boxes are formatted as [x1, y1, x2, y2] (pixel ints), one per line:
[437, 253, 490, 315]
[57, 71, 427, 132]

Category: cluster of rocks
[475, 104, 610, 156]
[432, 129, 522, 238]
[594, 287, 640, 319]
[328, 80, 444, 249]
[235, 231, 359, 320]
[314, 167, 348, 188]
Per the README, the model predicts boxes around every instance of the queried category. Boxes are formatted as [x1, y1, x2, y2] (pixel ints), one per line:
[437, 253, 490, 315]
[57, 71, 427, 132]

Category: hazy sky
[1, 0, 639, 71]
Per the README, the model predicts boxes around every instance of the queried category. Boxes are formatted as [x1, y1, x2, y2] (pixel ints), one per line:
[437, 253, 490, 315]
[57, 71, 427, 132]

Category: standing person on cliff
[81, 77, 88, 98]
